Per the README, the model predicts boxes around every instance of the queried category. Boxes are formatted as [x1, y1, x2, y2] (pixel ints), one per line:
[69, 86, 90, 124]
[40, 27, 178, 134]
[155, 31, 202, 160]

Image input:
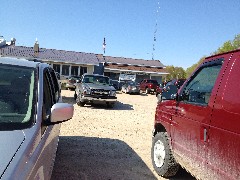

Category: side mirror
[50, 103, 74, 123]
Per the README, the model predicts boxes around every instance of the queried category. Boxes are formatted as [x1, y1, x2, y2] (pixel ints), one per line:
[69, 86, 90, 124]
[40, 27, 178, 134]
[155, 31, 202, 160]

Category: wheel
[157, 94, 162, 103]
[151, 132, 179, 177]
[74, 92, 77, 100]
[145, 88, 150, 94]
[76, 94, 85, 107]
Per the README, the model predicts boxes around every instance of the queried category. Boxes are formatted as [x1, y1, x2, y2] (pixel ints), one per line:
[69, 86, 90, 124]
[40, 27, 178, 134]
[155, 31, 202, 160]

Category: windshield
[147, 80, 158, 84]
[0, 64, 36, 130]
[128, 82, 138, 86]
[83, 75, 109, 85]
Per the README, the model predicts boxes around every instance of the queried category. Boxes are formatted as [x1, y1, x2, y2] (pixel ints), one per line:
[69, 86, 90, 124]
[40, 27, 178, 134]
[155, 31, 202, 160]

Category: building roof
[0, 45, 167, 75]
[96, 54, 165, 67]
[0, 46, 100, 65]
[104, 64, 168, 74]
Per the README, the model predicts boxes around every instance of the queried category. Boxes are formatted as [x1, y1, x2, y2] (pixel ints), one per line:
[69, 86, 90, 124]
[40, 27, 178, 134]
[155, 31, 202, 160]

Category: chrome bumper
[82, 95, 117, 102]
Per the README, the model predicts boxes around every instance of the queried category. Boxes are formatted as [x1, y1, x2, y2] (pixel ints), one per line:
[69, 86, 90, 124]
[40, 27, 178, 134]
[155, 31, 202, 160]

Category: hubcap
[153, 140, 166, 167]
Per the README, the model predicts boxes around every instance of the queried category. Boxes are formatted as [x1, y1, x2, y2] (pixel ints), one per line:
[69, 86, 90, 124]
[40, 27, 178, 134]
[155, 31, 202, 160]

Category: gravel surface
[51, 90, 195, 180]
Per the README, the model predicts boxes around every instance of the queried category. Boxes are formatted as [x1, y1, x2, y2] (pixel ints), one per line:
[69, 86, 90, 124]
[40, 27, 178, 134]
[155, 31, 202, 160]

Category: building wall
[150, 75, 162, 84]
[136, 74, 150, 82]
[88, 66, 94, 74]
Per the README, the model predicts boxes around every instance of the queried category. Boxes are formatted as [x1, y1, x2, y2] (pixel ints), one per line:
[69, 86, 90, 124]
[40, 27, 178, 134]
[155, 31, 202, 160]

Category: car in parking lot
[156, 79, 186, 102]
[151, 49, 240, 180]
[139, 79, 159, 94]
[74, 73, 117, 108]
[0, 57, 74, 179]
[121, 81, 140, 94]
[66, 75, 81, 90]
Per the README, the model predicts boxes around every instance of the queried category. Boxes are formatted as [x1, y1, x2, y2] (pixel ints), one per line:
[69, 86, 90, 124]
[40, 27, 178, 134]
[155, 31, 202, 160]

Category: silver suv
[0, 57, 74, 179]
[74, 74, 117, 108]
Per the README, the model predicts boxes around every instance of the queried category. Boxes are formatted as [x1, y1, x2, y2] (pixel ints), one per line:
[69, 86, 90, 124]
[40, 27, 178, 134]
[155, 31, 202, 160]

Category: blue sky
[1, 0, 240, 69]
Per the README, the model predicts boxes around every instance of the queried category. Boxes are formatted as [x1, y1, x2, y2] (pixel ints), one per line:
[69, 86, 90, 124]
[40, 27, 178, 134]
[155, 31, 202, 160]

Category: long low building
[0, 39, 168, 83]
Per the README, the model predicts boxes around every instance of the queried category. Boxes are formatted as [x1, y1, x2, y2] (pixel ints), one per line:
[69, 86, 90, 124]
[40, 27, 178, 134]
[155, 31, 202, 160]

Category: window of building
[53, 64, 60, 73]
[71, 66, 79, 76]
[62, 65, 69, 76]
[80, 67, 87, 75]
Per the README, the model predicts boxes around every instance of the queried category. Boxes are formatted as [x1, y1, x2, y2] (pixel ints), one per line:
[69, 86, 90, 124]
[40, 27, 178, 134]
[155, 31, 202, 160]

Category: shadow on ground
[87, 101, 133, 110]
[62, 96, 76, 104]
[51, 136, 157, 180]
[51, 136, 195, 180]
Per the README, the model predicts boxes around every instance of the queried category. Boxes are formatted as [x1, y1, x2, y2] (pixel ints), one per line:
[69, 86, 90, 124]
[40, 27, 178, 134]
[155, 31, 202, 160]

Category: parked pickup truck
[151, 49, 240, 180]
[139, 79, 159, 94]
[74, 74, 117, 108]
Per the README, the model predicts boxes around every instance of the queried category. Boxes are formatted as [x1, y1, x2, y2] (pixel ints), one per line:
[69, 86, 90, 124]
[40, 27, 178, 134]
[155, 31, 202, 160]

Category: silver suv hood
[84, 83, 115, 91]
[0, 131, 25, 176]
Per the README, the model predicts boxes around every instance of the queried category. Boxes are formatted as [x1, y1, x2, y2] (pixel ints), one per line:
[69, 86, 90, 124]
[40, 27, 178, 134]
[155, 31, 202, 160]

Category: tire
[151, 132, 179, 177]
[145, 88, 150, 94]
[74, 92, 77, 100]
[157, 94, 162, 103]
[76, 94, 85, 107]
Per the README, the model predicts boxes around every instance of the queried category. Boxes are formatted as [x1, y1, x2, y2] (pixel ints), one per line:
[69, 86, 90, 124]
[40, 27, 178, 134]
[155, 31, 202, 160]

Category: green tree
[214, 34, 240, 54]
[185, 56, 205, 78]
[186, 33, 240, 76]
[232, 34, 240, 49]
[216, 40, 234, 54]
[166, 66, 186, 81]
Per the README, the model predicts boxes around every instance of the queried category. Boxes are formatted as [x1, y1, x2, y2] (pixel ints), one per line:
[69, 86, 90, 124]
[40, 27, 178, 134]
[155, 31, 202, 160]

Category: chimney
[34, 38, 39, 57]
[10, 38, 16, 46]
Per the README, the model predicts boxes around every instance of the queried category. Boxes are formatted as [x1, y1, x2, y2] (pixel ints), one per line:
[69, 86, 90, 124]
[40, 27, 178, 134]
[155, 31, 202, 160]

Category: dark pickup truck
[139, 79, 159, 94]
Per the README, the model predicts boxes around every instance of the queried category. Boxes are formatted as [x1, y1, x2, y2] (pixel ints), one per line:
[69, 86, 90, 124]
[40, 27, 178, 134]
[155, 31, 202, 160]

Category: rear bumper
[150, 88, 156, 92]
[129, 89, 140, 93]
[66, 83, 76, 89]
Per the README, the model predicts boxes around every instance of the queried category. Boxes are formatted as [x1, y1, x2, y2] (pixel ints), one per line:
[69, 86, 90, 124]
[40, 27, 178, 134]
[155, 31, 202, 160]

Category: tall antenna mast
[152, 1, 160, 60]
[103, 37, 106, 55]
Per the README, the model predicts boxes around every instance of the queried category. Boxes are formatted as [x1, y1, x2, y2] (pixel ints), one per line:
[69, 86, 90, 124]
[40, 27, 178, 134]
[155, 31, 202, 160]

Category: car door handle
[204, 128, 207, 142]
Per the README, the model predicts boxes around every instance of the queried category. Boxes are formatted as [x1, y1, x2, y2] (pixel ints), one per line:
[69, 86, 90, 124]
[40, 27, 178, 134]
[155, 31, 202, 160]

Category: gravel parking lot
[51, 90, 195, 180]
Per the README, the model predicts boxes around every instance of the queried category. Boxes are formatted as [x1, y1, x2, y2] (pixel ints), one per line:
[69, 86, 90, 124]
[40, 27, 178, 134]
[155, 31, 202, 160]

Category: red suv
[151, 49, 240, 180]
[139, 79, 159, 94]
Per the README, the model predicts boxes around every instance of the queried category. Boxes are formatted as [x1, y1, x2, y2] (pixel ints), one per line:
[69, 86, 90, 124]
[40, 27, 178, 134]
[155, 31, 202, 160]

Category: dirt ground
[51, 90, 195, 180]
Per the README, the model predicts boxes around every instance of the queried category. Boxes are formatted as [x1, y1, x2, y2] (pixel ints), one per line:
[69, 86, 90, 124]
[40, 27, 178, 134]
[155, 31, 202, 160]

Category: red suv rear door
[207, 51, 240, 179]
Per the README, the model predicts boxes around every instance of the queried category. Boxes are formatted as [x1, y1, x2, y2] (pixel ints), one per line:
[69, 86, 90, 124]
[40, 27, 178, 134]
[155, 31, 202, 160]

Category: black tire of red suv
[151, 132, 179, 177]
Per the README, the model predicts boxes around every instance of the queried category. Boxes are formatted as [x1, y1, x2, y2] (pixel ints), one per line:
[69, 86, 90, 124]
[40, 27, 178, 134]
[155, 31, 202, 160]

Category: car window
[180, 64, 222, 105]
[83, 75, 109, 84]
[49, 68, 60, 102]
[42, 69, 55, 134]
[0, 64, 36, 130]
